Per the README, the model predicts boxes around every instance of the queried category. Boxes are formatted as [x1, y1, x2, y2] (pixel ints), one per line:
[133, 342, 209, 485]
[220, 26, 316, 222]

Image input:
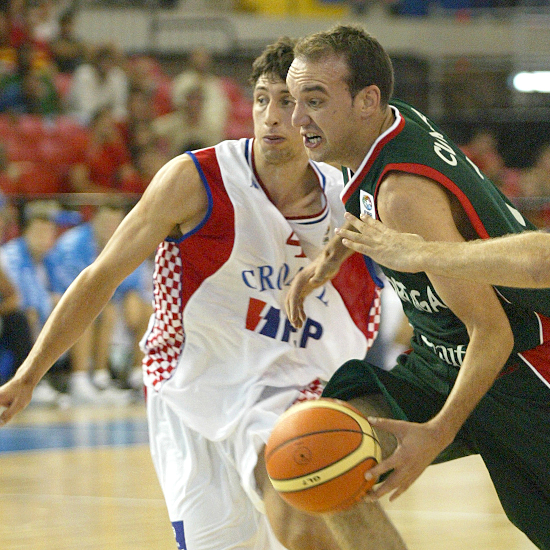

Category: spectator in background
[0, 200, 67, 404]
[171, 46, 228, 144]
[127, 54, 173, 117]
[460, 128, 507, 189]
[68, 107, 143, 193]
[516, 142, 550, 228]
[0, 10, 16, 77]
[0, 193, 33, 387]
[67, 44, 129, 125]
[0, 42, 60, 115]
[50, 9, 86, 74]
[153, 77, 221, 157]
[46, 201, 151, 402]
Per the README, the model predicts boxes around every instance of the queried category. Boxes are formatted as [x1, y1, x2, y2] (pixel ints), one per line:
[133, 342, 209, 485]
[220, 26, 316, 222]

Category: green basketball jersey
[341, 98, 550, 367]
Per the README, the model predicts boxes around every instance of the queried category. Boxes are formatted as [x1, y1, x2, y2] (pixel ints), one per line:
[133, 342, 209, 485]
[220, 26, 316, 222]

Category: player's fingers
[367, 416, 407, 437]
[342, 212, 364, 232]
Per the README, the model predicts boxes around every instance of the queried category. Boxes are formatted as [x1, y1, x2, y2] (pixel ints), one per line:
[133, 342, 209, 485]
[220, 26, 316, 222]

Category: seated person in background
[68, 107, 143, 193]
[50, 9, 87, 75]
[516, 142, 550, 228]
[0, 201, 69, 403]
[153, 77, 222, 158]
[171, 47, 228, 140]
[67, 44, 129, 125]
[0, 42, 59, 115]
[46, 201, 152, 401]
[0, 261, 32, 387]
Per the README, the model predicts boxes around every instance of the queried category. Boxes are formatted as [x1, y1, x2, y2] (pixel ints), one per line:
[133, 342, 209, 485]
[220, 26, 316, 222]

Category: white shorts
[146, 381, 323, 550]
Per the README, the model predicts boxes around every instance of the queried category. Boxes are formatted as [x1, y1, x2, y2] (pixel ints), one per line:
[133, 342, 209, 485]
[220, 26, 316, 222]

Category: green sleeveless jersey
[341, 98, 550, 369]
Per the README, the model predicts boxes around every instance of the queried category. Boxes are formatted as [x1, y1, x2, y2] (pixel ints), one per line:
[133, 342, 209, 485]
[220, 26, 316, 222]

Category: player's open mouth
[304, 133, 322, 147]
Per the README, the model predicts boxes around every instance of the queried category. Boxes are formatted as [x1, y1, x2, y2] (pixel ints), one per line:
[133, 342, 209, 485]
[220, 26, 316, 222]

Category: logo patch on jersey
[245, 297, 323, 348]
[359, 190, 376, 219]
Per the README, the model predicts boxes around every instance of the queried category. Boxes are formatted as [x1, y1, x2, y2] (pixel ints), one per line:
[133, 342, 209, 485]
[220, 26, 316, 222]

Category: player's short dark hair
[249, 36, 297, 87]
[294, 24, 394, 105]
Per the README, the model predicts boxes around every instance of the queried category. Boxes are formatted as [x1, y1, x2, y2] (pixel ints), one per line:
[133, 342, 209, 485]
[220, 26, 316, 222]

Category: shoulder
[378, 172, 454, 232]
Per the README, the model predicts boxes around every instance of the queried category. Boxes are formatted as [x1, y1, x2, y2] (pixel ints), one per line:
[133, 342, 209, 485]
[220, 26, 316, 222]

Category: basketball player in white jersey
[0, 39, 385, 550]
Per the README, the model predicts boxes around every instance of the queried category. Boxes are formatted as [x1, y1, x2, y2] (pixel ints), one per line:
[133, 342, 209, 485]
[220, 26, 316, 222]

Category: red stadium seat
[17, 162, 62, 195]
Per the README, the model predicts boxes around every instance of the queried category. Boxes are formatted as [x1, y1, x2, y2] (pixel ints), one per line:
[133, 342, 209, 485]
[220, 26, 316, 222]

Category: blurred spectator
[67, 44, 129, 125]
[0, 200, 59, 339]
[68, 107, 143, 193]
[0, 42, 60, 115]
[8, 0, 31, 48]
[0, 193, 33, 386]
[127, 54, 173, 117]
[46, 201, 151, 402]
[153, 77, 221, 157]
[29, 0, 59, 49]
[50, 9, 87, 74]
[514, 143, 550, 228]
[171, 47, 228, 145]
[460, 128, 507, 188]
[518, 143, 550, 199]
[0, 10, 15, 76]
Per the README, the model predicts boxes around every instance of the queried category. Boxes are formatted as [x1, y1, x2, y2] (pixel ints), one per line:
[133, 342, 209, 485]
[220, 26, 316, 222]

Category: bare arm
[339, 213, 550, 288]
[365, 174, 514, 501]
[285, 220, 354, 328]
[0, 154, 208, 425]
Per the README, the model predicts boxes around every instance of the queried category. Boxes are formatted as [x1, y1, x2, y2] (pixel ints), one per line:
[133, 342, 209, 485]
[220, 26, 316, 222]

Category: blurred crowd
[459, 128, 550, 228]
[0, 0, 253, 196]
[0, 195, 154, 407]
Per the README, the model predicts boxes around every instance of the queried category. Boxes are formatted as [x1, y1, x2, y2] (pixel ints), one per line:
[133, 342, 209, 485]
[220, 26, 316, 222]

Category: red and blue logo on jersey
[245, 297, 323, 348]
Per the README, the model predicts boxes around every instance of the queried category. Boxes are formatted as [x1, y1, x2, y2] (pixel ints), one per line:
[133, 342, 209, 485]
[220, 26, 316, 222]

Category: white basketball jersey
[142, 139, 381, 440]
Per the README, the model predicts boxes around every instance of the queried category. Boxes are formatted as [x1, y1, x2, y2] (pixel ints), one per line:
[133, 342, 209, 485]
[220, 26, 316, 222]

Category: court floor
[0, 400, 538, 550]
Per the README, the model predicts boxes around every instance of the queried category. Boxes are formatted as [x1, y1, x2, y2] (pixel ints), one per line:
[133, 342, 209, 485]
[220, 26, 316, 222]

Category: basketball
[265, 398, 382, 514]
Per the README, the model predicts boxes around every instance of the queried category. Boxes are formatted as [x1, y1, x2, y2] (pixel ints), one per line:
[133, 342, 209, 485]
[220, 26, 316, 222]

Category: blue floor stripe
[0, 418, 149, 453]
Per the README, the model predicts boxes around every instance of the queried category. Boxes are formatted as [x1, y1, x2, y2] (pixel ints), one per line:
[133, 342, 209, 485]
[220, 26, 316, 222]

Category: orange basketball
[265, 398, 382, 514]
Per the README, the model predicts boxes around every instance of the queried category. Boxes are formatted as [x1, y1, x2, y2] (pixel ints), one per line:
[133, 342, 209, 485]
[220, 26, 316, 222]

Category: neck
[349, 105, 394, 173]
[252, 140, 323, 217]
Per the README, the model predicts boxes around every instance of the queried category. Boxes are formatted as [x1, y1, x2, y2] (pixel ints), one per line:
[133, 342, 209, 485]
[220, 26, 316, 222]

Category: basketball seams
[266, 397, 383, 511]
[265, 429, 378, 462]
[269, 433, 378, 492]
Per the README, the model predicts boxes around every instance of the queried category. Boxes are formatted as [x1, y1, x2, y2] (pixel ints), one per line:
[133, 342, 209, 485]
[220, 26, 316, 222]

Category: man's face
[25, 218, 57, 259]
[252, 75, 304, 164]
[287, 55, 361, 167]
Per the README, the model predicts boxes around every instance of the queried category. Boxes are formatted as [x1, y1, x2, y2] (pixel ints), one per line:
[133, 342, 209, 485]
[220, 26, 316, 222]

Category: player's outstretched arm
[337, 213, 426, 273]
[340, 212, 550, 289]
[0, 155, 208, 426]
[285, 222, 354, 328]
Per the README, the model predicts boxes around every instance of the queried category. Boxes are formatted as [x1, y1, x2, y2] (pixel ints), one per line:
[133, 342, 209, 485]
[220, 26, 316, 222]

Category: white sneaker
[91, 368, 111, 390]
[31, 380, 63, 406]
[69, 371, 133, 406]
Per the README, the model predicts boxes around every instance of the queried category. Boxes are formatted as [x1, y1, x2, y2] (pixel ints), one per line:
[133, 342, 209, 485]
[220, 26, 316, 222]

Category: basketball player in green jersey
[286, 24, 550, 550]
[338, 212, 550, 289]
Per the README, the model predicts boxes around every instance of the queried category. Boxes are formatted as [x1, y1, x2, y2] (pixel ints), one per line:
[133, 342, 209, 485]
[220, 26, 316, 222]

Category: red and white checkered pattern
[293, 378, 325, 404]
[143, 241, 185, 389]
[365, 286, 382, 351]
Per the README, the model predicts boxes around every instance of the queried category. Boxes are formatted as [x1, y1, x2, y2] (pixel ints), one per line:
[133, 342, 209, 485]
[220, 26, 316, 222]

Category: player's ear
[355, 85, 381, 118]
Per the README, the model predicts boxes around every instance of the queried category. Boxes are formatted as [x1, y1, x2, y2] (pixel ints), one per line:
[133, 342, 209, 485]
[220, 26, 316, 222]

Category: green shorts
[322, 353, 550, 550]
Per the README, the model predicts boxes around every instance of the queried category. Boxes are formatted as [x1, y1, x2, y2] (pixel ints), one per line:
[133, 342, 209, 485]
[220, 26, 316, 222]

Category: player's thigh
[347, 394, 398, 458]
[147, 393, 269, 550]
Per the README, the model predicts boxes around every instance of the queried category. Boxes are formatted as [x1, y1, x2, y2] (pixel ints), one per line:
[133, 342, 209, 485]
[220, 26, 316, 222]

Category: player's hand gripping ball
[265, 398, 382, 513]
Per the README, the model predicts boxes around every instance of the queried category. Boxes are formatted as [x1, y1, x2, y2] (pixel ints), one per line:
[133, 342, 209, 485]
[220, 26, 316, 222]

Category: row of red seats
[0, 114, 89, 195]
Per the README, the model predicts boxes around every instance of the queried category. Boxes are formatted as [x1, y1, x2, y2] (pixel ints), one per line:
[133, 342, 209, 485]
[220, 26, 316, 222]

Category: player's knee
[268, 502, 338, 550]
